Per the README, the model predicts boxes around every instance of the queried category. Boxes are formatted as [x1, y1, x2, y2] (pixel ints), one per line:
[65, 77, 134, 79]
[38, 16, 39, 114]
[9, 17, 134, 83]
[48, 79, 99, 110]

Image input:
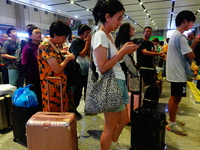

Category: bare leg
[168, 96, 182, 122]
[112, 106, 129, 142]
[100, 111, 120, 150]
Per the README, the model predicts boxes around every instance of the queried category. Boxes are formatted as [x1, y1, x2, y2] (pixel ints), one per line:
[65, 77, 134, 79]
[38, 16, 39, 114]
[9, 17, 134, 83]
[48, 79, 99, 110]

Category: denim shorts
[109, 79, 129, 112]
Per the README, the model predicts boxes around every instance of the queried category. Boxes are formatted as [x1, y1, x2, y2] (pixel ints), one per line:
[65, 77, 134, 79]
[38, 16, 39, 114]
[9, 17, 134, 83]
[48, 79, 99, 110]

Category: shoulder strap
[174, 34, 186, 54]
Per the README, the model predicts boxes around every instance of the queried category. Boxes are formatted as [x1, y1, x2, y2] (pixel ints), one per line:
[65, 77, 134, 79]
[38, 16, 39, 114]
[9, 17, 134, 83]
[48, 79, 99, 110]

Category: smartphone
[134, 39, 144, 45]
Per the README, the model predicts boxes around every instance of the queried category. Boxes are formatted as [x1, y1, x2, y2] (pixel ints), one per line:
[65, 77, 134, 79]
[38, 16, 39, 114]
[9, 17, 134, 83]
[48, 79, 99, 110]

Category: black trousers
[73, 75, 88, 108]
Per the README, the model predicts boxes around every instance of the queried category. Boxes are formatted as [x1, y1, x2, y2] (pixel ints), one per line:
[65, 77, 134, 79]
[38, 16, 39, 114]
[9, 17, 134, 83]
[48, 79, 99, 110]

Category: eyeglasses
[33, 31, 41, 35]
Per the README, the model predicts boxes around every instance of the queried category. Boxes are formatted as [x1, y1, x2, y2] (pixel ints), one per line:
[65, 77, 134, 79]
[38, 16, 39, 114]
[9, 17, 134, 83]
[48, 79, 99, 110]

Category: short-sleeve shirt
[91, 30, 125, 80]
[22, 42, 40, 80]
[37, 41, 68, 112]
[69, 37, 85, 56]
[137, 40, 154, 68]
[1, 39, 19, 69]
[166, 30, 193, 82]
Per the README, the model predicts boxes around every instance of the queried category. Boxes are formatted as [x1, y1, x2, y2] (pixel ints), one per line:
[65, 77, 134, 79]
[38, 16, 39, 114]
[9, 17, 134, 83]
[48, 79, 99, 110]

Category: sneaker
[110, 142, 121, 150]
[167, 123, 187, 136]
[176, 119, 185, 126]
[168, 118, 185, 126]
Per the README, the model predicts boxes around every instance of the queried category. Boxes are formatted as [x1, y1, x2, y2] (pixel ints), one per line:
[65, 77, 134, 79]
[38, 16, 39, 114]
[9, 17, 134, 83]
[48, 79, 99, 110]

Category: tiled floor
[0, 80, 200, 150]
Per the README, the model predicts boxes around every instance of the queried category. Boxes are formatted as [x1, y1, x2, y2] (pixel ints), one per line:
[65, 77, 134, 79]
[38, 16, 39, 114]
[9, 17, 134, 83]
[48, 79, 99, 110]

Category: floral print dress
[37, 41, 68, 112]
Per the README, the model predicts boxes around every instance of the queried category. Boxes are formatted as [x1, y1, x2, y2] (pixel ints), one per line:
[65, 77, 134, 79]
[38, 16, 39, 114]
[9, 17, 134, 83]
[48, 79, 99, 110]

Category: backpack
[175, 34, 197, 81]
[15, 39, 28, 67]
[64, 58, 82, 87]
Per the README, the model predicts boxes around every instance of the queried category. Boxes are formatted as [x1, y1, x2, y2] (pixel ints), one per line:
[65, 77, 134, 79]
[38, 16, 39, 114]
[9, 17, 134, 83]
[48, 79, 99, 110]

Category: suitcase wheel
[13, 138, 17, 142]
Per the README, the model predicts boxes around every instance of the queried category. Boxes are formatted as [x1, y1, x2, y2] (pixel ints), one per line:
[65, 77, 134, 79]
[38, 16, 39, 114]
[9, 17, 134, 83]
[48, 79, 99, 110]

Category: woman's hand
[120, 42, 140, 55]
[65, 51, 75, 61]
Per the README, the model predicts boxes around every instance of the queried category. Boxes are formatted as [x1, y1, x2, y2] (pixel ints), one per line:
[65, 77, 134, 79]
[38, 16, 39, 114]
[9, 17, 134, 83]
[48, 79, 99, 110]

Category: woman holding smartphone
[92, 0, 140, 149]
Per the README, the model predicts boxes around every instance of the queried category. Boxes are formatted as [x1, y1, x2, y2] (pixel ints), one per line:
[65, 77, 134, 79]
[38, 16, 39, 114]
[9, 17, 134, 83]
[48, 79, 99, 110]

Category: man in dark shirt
[69, 24, 91, 116]
[0, 33, 9, 84]
[137, 26, 164, 86]
[1, 28, 23, 87]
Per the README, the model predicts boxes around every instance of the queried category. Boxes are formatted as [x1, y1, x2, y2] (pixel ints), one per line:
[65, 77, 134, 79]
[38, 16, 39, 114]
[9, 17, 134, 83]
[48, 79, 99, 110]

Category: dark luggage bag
[130, 69, 166, 150]
[0, 95, 12, 132]
[141, 68, 160, 110]
[11, 104, 40, 145]
[131, 108, 166, 150]
[142, 83, 160, 110]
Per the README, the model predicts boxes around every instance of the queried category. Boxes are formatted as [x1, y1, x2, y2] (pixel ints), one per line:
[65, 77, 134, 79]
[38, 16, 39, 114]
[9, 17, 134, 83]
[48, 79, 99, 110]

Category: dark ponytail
[93, 0, 125, 25]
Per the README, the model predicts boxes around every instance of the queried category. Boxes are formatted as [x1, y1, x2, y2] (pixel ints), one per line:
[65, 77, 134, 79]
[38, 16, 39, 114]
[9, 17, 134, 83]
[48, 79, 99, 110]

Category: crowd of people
[0, 0, 200, 149]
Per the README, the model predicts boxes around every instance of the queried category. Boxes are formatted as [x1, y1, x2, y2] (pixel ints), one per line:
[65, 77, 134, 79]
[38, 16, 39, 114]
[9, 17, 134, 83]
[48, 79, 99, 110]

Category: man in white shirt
[166, 10, 196, 136]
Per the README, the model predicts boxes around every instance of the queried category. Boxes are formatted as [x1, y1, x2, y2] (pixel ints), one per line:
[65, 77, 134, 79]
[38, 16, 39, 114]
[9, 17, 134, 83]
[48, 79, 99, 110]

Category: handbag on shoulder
[85, 44, 124, 114]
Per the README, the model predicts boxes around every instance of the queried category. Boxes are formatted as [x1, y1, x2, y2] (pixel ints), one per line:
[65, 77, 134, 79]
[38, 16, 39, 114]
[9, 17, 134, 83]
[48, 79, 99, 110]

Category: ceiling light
[147, 13, 149, 16]
[75, 15, 78, 18]
[86, 8, 89, 11]
[70, 1, 74, 4]
[144, 9, 146, 12]
[126, 15, 129, 18]
[139, 2, 143, 5]
[198, 9, 200, 12]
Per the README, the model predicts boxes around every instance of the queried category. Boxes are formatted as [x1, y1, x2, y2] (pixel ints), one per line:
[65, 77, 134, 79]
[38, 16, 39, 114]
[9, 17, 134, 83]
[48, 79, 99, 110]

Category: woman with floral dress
[37, 20, 74, 112]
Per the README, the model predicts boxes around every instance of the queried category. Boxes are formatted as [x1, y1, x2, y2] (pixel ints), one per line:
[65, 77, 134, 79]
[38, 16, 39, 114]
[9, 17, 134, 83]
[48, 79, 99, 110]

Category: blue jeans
[8, 69, 24, 88]
[8, 69, 18, 86]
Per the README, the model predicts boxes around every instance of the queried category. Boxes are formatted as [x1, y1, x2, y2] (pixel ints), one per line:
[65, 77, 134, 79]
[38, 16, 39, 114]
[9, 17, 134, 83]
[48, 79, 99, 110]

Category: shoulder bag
[84, 42, 124, 114]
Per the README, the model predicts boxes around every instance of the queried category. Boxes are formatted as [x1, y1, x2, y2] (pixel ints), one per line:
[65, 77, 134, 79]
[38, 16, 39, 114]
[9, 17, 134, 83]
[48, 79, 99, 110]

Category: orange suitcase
[26, 77, 78, 150]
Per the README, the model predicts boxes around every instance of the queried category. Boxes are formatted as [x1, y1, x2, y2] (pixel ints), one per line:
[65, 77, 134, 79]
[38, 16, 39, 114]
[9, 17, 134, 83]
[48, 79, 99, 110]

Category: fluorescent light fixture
[17, 32, 28, 38]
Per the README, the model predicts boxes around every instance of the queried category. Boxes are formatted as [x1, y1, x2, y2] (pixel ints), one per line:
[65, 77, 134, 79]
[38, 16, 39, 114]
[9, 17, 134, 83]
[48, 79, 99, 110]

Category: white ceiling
[10, 0, 200, 32]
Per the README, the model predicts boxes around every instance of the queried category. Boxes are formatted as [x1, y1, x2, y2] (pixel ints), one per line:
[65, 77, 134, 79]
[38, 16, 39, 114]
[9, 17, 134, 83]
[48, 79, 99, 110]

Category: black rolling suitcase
[130, 72, 166, 150]
[11, 105, 40, 146]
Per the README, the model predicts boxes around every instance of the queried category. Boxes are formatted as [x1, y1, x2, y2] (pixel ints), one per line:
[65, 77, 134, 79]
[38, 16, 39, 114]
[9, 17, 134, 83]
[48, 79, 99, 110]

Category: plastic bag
[12, 84, 38, 107]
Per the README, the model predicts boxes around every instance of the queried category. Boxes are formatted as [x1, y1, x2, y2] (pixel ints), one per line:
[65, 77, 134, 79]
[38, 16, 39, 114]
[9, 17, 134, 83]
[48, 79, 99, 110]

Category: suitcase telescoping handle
[46, 77, 63, 112]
